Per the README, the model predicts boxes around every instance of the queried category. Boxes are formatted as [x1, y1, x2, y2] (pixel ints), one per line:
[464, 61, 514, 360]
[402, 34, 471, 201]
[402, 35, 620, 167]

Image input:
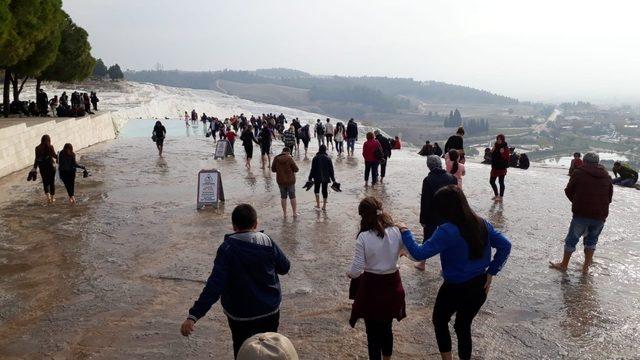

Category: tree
[1, 0, 63, 116]
[108, 64, 124, 80]
[92, 58, 107, 78]
[38, 15, 95, 89]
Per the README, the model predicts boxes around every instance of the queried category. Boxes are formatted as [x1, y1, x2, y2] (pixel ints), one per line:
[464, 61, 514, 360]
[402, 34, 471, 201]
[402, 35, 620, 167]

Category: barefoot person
[362, 132, 382, 187]
[348, 197, 409, 360]
[400, 185, 511, 360]
[58, 143, 86, 204]
[489, 134, 509, 201]
[414, 155, 457, 271]
[258, 123, 273, 170]
[240, 125, 259, 169]
[33, 134, 58, 204]
[271, 148, 299, 218]
[550, 152, 613, 273]
[180, 204, 291, 358]
[152, 121, 166, 156]
[308, 145, 335, 211]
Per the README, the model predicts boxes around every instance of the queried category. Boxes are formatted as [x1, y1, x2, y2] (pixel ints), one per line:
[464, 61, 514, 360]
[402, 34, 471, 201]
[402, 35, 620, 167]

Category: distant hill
[124, 68, 519, 118]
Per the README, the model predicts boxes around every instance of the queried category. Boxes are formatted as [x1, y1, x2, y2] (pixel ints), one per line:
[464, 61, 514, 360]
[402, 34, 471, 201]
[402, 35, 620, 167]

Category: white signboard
[197, 169, 224, 209]
[214, 140, 230, 159]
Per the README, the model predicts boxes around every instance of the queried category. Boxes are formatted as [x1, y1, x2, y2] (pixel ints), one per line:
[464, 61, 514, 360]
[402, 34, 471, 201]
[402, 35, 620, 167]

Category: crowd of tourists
[27, 109, 639, 360]
[10, 89, 99, 118]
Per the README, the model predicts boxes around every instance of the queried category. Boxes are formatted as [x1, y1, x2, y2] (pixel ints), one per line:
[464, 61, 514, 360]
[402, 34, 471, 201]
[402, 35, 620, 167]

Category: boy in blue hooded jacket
[180, 204, 291, 357]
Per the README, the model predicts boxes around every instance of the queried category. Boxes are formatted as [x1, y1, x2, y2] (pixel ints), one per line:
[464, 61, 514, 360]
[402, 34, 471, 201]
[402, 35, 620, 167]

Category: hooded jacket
[188, 232, 290, 322]
[565, 164, 613, 221]
[346, 121, 358, 139]
[271, 153, 299, 186]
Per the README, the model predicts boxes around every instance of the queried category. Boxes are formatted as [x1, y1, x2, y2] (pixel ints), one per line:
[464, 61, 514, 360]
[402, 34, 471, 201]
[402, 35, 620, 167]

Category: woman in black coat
[308, 145, 335, 211]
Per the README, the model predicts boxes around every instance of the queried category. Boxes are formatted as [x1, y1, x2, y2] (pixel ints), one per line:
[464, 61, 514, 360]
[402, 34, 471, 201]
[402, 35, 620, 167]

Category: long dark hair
[434, 185, 487, 259]
[358, 196, 394, 238]
[40, 134, 51, 146]
[448, 149, 459, 175]
[62, 143, 74, 156]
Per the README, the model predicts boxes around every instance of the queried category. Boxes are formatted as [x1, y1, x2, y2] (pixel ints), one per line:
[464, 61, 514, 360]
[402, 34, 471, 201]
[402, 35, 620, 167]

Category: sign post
[197, 169, 225, 209]
[214, 139, 232, 159]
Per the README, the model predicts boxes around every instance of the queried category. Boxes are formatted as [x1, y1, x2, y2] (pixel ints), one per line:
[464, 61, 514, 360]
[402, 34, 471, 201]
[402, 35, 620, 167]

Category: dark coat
[309, 152, 335, 183]
[376, 134, 392, 158]
[346, 121, 358, 139]
[420, 168, 458, 225]
[565, 164, 613, 222]
[444, 135, 464, 154]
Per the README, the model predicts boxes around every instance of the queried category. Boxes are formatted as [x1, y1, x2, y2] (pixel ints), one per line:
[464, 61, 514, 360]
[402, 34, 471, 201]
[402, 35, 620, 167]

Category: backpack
[374, 144, 385, 163]
[316, 123, 325, 135]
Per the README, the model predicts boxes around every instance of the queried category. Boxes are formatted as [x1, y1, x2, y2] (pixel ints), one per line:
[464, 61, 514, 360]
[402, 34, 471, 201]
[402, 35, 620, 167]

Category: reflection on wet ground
[1, 134, 639, 359]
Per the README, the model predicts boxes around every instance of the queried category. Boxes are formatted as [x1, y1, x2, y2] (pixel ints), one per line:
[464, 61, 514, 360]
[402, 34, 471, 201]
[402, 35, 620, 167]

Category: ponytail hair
[448, 149, 459, 175]
[358, 196, 394, 238]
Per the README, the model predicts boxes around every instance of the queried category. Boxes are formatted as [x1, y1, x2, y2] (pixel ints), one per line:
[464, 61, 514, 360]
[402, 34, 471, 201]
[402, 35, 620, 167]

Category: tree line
[0, 0, 95, 117]
[92, 59, 124, 80]
[442, 108, 489, 134]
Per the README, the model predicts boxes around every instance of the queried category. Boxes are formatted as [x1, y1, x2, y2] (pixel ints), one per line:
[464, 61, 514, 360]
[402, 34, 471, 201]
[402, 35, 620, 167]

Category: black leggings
[39, 165, 55, 195]
[314, 181, 329, 198]
[227, 311, 279, 358]
[380, 159, 387, 178]
[365, 318, 393, 359]
[489, 175, 505, 197]
[432, 274, 487, 360]
[59, 170, 76, 197]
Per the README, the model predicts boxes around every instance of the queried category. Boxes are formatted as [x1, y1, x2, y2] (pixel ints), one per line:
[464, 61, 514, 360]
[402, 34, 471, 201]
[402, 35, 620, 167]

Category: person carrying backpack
[315, 119, 325, 148]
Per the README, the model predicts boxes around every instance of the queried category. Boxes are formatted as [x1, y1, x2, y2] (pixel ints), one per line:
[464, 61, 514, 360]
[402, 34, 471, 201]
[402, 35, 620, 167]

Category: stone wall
[0, 112, 116, 178]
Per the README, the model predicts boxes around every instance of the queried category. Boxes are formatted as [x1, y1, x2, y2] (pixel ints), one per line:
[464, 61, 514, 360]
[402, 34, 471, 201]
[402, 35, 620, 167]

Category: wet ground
[1, 124, 639, 359]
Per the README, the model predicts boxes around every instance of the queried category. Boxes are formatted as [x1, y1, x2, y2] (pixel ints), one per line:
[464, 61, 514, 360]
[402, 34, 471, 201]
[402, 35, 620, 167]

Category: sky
[63, 0, 640, 104]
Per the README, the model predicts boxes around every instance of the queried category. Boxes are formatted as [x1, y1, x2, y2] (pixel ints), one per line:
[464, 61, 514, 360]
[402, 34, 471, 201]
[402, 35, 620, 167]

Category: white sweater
[348, 227, 407, 278]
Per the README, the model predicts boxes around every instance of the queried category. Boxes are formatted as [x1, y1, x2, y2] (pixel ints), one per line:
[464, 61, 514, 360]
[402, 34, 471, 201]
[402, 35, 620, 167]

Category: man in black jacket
[374, 130, 392, 183]
[415, 155, 458, 270]
[346, 118, 358, 157]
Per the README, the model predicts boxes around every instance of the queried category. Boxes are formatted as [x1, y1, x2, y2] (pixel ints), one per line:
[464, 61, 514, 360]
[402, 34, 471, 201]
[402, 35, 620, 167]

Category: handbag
[151, 134, 157, 142]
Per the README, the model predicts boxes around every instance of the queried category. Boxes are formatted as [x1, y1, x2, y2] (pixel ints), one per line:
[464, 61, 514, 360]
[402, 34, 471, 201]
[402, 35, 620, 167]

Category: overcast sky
[63, 0, 640, 103]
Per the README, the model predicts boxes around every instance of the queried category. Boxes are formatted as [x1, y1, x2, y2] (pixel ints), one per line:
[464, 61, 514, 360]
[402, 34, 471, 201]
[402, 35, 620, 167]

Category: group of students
[29, 135, 88, 204]
[180, 179, 512, 359]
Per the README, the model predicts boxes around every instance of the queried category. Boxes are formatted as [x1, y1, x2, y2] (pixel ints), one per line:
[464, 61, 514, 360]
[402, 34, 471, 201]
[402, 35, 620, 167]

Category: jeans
[364, 318, 393, 360]
[380, 159, 387, 178]
[433, 274, 487, 360]
[347, 138, 356, 153]
[612, 177, 638, 187]
[317, 135, 325, 147]
[39, 165, 56, 195]
[564, 216, 605, 252]
[59, 170, 76, 197]
[227, 311, 280, 358]
[335, 140, 344, 154]
[364, 161, 379, 184]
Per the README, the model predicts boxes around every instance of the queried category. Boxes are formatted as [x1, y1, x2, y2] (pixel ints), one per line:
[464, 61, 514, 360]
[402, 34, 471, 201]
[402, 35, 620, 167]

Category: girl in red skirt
[347, 196, 409, 360]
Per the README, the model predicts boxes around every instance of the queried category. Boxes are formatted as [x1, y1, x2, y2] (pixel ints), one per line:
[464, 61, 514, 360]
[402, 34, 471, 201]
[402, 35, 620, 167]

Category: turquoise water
[119, 119, 209, 138]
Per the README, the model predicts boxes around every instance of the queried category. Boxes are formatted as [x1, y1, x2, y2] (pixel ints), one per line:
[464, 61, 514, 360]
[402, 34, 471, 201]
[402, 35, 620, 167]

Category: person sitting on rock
[418, 141, 433, 156]
[612, 161, 638, 187]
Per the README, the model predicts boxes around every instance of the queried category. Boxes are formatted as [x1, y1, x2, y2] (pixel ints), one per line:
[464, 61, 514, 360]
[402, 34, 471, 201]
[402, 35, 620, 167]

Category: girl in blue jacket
[400, 185, 511, 360]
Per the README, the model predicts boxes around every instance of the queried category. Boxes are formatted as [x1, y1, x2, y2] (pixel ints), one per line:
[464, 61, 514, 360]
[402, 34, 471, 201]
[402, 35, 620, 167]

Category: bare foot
[549, 261, 567, 272]
[414, 263, 426, 271]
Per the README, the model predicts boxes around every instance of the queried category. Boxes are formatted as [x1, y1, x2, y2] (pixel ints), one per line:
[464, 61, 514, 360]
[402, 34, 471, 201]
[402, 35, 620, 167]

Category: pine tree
[108, 64, 124, 80]
[92, 58, 108, 78]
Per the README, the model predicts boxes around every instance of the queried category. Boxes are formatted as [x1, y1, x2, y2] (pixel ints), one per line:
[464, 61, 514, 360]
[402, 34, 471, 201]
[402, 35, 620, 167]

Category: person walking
[334, 122, 346, 157]
[489, 134, 509, 201]
[258, 123, 273, 170]
[612, 161, 638, 187]
[362, 132, 382, 187]
[315, 119, 325, 148]
[32, 134, 58, 204]
[400, 185, 511, 360]
[299, 124, 311, 158]
[308, 145, 336, 211]
[57, 143, 86, 205]
[445, 150, 466, 188]
[240, 126, 259, 169]
[324, 118, 334, 151]
[271, 148, 299, 219]
[152, 121, 166, 156]
[184, 111, 190, 127]
[49, 95, 59, 117]
[283, 125, 297, 157]
[181, 204, 290, 358]
[375, 130, 392, 184]
[550, 152, 613, 273]
[414, 155, 458, 271]
[348, 197, 409, 360]
[346, 118, 358, 157]
[226, 128, 236, 156]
